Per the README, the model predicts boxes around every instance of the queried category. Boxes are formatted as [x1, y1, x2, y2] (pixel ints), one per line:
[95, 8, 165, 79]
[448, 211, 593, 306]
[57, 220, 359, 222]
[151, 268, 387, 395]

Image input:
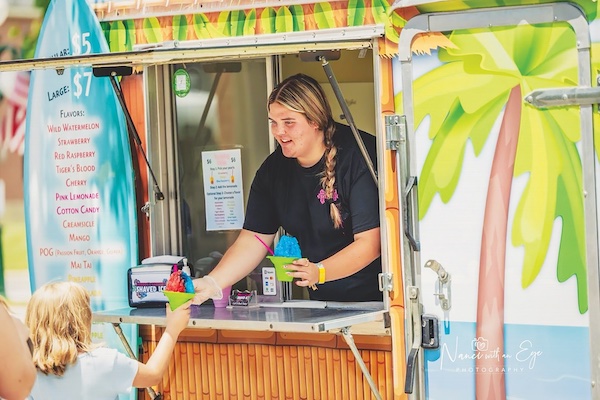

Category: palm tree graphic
[399, 22, 593, 398]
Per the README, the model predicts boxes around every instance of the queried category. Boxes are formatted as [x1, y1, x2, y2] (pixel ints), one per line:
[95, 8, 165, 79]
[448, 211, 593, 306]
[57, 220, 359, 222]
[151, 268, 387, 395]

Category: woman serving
[194, 73, 381, 302]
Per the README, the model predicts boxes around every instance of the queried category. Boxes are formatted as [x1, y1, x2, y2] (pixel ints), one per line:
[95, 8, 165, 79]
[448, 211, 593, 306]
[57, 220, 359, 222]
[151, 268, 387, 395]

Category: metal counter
[93, 303, 387, 333]
[93, 303, 388, 400]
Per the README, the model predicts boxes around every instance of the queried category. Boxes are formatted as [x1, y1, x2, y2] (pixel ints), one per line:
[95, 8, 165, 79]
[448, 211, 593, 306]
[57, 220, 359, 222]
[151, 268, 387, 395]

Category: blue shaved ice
[274, 235, 302, 258]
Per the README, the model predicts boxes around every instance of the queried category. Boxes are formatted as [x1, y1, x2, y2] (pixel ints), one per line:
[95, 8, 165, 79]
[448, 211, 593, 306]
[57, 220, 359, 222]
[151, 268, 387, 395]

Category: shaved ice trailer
[7, 0, 600, 398]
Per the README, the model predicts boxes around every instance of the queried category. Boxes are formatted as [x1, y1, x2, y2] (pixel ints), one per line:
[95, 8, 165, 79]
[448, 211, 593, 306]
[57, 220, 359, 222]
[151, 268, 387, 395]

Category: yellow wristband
[316, 262, 326, 284]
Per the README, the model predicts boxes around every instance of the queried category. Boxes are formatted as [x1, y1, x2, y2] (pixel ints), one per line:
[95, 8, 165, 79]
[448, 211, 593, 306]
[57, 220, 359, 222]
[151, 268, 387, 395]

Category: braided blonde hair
[268, 73, 342, 228]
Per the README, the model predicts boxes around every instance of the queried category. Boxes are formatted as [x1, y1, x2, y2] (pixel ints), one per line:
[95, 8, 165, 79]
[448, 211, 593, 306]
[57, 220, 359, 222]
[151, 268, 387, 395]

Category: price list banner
[24, 0, 138, 313]
[201, 149, 245, 231]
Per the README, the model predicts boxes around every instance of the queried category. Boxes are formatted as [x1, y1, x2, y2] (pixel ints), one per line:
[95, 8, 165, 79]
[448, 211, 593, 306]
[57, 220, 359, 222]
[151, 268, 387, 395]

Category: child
[25, 281, 191, 399]
[0, 295, 36, 400]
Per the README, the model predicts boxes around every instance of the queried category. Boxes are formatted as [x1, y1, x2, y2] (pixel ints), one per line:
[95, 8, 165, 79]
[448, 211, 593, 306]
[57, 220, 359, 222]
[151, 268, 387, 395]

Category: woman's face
[268, 102, 325, 167]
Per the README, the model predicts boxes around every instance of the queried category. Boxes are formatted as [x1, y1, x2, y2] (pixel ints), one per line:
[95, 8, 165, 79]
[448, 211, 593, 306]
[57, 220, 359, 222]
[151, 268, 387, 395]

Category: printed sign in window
[201, 149, 244, 231]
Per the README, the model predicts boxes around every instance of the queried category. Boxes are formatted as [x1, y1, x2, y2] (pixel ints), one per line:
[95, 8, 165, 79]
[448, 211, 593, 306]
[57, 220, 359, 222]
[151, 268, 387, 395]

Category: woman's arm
[193, 229, 275, 303]
[132, 301, 191, 388]
[322, 227, 381, 279]
[0, 307, 36, 400]
[211, 230, 275, 287]
[291, 227, 381, 287]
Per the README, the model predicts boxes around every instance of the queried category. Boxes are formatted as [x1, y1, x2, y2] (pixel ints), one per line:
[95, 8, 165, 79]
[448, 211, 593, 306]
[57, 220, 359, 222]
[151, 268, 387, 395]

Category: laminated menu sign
[23, 0, 138, 374]
[202, 148, 245, 231]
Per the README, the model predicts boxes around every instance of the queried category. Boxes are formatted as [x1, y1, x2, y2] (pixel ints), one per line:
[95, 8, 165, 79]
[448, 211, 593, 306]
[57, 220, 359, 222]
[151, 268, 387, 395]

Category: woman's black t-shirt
[243, 123, 382, 302]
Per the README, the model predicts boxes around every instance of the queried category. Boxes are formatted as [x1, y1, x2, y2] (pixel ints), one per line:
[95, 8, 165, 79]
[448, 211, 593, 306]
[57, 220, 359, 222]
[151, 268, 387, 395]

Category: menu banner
[24, 0, 138, 375]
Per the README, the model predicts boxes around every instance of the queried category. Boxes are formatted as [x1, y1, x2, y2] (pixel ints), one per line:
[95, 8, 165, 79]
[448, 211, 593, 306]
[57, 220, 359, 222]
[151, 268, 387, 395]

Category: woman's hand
[287, 258, 319, 289]
[192, 275, 223, 304]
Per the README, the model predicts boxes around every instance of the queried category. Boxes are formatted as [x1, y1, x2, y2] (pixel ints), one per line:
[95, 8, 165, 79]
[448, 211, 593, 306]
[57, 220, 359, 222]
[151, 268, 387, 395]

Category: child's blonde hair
[25, 281, 96, 376]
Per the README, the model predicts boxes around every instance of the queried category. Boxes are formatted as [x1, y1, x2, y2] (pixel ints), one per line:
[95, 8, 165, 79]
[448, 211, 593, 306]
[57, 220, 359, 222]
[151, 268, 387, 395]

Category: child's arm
[132, 301, 191, 388]
[0, 307, 36, 400]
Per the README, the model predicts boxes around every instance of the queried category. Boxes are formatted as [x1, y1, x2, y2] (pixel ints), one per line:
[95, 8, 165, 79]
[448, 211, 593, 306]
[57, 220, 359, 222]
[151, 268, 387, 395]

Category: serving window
[147, 47, 378, 299]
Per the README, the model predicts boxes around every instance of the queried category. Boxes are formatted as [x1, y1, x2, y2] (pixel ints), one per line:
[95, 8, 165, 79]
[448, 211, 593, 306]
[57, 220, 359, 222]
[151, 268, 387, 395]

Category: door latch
[422, 314, 439, 349]
[424, 259, 451, 311]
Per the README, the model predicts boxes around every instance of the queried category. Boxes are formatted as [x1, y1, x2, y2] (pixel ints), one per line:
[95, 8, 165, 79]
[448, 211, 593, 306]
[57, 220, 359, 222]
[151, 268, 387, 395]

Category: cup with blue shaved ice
[267, 235, 302, 282]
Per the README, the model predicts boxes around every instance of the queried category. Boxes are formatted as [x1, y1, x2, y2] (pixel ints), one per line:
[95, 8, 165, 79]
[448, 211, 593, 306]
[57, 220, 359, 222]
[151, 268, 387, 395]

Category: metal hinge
[378, 272, 393, 293]
[141, 201, 151, 219]
[424, 259, 451, 311]
[385, 115, 406, 150]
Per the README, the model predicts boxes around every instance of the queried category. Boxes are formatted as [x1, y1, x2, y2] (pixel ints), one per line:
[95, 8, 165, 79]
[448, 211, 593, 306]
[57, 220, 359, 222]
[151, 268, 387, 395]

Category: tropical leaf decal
[592, 43, 600, 157]
[555, 175, 587, 312]
[348, 0, 366, 27]
[217, 11, 232, 36]
[100, 22, 110, 47]
[512, 105, 586, 310]
[142, 17, 163, 44]
[371, 0, 388, 24]
[124, 19, 136, 51]
[289, 5, 305, 31]
[276, 6, 294, 33]
[192, 13, 222, 39]
[383, 10, 406, 47]
[192, 14, 211, 39]
[260, 8, 277, 34]
[99, 0, 416, 52]
[405, 23, 588, 313]
[230, 10, 246, 36]
[192, 14, 208, 38]
[314, 3, 336, 29]
[109, 21, 127, 52]
[173, 15, 188, 41]
[415, 89, 509, 213]
[243, 9, 257, 36]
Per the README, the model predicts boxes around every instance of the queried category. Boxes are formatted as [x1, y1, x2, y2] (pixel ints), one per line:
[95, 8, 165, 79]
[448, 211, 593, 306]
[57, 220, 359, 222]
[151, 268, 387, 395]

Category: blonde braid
[320, 124, 342, 228]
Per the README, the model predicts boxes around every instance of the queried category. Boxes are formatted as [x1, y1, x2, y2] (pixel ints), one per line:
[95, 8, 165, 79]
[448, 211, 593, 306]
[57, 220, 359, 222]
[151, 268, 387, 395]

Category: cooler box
[127, 264, 171, 307]
[127, 256, 192, 308]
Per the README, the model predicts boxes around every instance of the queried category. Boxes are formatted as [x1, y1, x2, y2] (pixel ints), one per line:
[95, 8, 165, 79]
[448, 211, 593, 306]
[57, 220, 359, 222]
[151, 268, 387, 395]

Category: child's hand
[165, 300, 191, 335]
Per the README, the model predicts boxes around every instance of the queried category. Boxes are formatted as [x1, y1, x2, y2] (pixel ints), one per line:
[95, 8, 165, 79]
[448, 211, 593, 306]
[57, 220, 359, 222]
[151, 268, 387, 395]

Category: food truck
[4, 0, 600, 398]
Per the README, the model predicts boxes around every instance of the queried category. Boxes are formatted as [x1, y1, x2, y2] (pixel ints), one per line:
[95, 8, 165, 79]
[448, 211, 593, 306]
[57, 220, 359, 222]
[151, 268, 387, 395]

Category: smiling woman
[268, 101, 326, 167]
[192, 73, 382, 303]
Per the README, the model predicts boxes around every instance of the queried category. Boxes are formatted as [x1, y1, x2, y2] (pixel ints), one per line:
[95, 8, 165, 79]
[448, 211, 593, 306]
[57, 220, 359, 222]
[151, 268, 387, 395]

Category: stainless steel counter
[93, 303, 387, 333]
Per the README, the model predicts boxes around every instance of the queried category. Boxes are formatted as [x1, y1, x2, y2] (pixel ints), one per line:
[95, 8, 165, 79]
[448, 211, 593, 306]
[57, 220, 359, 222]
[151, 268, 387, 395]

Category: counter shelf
[93, 303, 388, 400]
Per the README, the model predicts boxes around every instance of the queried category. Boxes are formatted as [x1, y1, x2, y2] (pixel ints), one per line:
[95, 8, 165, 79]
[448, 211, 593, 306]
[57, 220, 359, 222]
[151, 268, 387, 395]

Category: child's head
[25, 281, 94, 376]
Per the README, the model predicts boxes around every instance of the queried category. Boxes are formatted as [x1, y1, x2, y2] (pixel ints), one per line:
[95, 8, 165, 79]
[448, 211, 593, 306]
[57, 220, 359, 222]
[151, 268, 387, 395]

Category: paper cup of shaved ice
[266, 256, 297, 282]
[164, 269, 195, 310]
[267, 236, 302, 282]
[163, 291, 195, 311]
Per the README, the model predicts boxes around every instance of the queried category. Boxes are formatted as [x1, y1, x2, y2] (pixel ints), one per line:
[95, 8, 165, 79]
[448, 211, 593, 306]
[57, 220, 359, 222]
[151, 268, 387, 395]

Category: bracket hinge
[378, 272, 393, 293]
[385, 114, 406, 151]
